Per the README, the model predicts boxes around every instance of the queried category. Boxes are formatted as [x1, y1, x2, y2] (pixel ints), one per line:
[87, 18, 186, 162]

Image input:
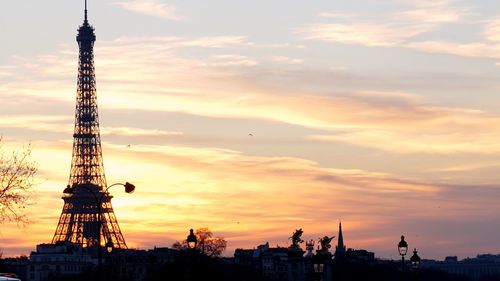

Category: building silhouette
[51, 0, 128, 249]
[234, 243, 301, 281]
[27, 243, 94, 281]
[422, 254, 500, 281]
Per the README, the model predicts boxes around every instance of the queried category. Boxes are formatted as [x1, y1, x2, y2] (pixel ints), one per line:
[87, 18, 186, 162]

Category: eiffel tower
[52, 0, 128, 249]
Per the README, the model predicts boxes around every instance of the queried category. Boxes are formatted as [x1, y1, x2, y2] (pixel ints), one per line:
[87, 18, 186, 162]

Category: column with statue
[316, 236, 334, 281]
[288, 229, 306, 281]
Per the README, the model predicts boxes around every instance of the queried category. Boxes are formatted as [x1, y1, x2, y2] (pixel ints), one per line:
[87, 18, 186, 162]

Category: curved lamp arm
[106, 182, 135, 194]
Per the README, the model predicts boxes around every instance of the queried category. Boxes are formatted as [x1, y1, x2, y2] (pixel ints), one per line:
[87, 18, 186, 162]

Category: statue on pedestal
[319, 236, 335, 252]
[289, 228, 304, 248]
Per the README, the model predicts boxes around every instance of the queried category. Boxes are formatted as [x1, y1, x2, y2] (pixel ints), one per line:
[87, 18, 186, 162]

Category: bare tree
[195, 228, 227, 257]
[172, 227, 227, 257]
[0, 142, 37, 224]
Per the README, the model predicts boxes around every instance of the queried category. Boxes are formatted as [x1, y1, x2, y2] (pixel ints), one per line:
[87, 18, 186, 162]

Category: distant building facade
[345, 249, 375, 263]
[109, 247, 179, 281]
[25, 243, 182, 281]
[0, 256, 29, 281]
[422, 254, 500, 281]
[235, 243, 298, 281]
[27, 243, 95, 281]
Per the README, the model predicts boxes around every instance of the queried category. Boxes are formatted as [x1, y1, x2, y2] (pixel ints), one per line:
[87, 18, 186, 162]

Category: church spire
[335, 221, 346, 258]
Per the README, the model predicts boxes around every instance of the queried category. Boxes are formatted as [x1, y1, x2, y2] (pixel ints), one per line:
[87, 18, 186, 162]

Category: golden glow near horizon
[2, 0, 500, 260]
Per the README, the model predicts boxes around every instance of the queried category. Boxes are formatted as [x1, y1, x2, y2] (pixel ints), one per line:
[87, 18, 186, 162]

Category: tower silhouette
[335, 221, 346, 258]
[52, 1, 128, 249]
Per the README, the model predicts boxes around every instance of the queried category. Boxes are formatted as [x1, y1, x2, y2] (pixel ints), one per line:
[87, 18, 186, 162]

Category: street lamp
[313, 262, 324, 274]
[106, 238, 114, 254]
[186, 229, 198, 281]
[410, 248, 421, 270]
[187, 229, 198, 250]
[313, 258, 324, 274]
[313, 250, 326, 281]
[63, 182, 135, 275]
[398, 235, 409, 279]
[105, 237, 114, 281]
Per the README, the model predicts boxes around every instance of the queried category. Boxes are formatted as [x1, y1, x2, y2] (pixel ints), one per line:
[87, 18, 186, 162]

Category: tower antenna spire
[84, 0, 88, 22]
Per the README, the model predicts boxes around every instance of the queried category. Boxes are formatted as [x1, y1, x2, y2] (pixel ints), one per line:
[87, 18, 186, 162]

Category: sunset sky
[2, 0, 500, 260]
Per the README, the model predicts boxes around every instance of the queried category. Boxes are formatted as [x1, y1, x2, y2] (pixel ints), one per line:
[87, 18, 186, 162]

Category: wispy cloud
[394, 0, 466, 24]
[272, 56, 303, 64]
[318, 12, 354, 19]
[210, 55, 258, 67]
[484, 18, 500, 43]
[300, 0, 472, 50]
[301, 9, 500, 64]
[298, 22, 427, 47]
[304, 3, 500, 68]
[0, 115, 72, 134]
[398, 15, 500, 62]
[101, 126, 183, 137]
[111, 0, 183, 20]
[404, 40, 500, 60]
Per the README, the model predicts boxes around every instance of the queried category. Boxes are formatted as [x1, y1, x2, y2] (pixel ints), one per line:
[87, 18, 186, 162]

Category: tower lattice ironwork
[52, 1, 127, 249]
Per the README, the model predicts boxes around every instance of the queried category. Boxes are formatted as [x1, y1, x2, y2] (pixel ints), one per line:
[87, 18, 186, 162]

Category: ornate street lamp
[105, 237, 114, 281]
[410, 248, 421, 270]
[313, 259, 324, 274]
[187, 229, 198, 250]
[123, 182, 136, 194]
[313, 250, 326, 281]
[398, 235, 409, 276]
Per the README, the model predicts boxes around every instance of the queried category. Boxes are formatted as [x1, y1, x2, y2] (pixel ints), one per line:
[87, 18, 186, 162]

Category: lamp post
[186, 229, 198, 281]
[410, 248, 421, 281]
[106, 238, 114, 254]
[410, 248, 420, 270]
[63, 182, 135, 277]
[313, 245, 330, 281]
[398, 235, 409, 280]
[105, 238, 114, 280]
[313, 254, 324, 281]
[187, 229, 198, 250]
